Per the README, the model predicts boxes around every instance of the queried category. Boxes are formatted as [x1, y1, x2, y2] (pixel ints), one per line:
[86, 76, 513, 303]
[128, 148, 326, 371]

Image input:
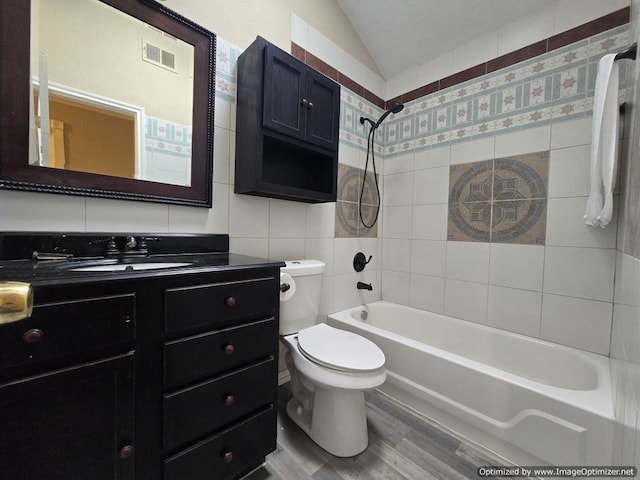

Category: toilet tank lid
[282, 260, 325, 276]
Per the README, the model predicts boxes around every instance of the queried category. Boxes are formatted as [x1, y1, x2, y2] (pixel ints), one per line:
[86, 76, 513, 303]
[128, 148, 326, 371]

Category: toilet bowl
[279, 260, 386, 457]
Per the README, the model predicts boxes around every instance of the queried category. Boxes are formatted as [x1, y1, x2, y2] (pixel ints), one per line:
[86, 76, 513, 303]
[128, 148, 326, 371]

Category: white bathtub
[328, 301, 616, 467]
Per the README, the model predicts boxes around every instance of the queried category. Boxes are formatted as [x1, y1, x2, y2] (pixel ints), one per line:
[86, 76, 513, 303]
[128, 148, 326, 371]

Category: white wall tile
[213, 126, 230, 184]
[412, 204, 448, 240]
[86, 198, 169, 232]
[304, 238, 335, 276]
[495, 125, 551, 158]
[229, 193, 269, 237]
[540, 293, 612, 355]
[291, 14, 308, 48]
[386, 67, 418, 101]
[444, 279, 488, 324]
[411, 240, 447, 277]
[546, 197, 617, 248]
[383, 172, 413, 206]
[548, 145, 591, 198]
[611, 304, 640, 362]
[553, 0, 630, 34]
[453, 31, 498, 72]
[614, 252, 640, 306]
[487, 285, 542, 337]
[269, 199, 306, 238]
[229, 237, 268, 258]
[214, 97, 232, 130]
[543, 246, 616, 302]
[168, 183, 229, 233]
[446, 241, 490, 284]
[306, 24, 337, 69]
[409, 274, 446, 314]
[268, 238, 305, 261]
[319, 276, 335, 316]
[550, 117, 592, 149]
[414, 145, 450, 170]
[497, 6, 555, 56]
[382, 238, 411, 272]
[338, 143, 365, 169]
[384, 152, 415, 175]
[412, 166, 449, 205]
[489, 243, 545, 291]
[0, 190, 87, 231]
[450, 137, 495, 165]
[382, 206, 413, 239]
[381, 270, 411, 305]
[416, 52, 454, 87]
[305, 203, 336, 238]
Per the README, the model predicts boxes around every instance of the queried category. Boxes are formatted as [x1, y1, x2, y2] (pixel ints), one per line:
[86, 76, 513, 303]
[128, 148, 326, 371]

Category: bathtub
[327, 301, 616, 467]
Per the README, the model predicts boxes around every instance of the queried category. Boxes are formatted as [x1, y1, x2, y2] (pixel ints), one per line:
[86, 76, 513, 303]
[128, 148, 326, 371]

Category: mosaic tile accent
[448, 152, 549, 245]
[335, 164, 379, 238]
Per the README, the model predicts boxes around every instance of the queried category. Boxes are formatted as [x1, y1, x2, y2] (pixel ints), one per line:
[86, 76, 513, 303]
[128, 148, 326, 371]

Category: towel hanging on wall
[584, 53, 619, 228]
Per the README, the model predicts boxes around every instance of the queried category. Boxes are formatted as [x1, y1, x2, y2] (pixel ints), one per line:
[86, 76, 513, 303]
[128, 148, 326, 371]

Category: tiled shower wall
[611, 0, 640, 466]
[375, 24, 630, 356]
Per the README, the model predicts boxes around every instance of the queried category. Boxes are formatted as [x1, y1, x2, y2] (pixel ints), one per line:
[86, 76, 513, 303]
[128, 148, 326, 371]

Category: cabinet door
[262, 45, 306, 140]
[305, 68, 340, 149]
[0, 352, 135, 480]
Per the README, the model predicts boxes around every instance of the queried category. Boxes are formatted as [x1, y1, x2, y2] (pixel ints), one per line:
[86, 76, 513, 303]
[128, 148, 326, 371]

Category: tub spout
[357, 281, 373, 291]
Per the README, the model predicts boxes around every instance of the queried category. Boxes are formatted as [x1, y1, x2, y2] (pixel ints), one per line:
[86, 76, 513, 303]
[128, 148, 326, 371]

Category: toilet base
[286, 386, 369, 457]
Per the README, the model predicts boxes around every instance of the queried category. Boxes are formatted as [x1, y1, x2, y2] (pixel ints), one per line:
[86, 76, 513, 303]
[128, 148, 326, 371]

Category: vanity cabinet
[235, 36, 339, 203]
[0, 293, 136, 480]
[161, 274, 279, 480]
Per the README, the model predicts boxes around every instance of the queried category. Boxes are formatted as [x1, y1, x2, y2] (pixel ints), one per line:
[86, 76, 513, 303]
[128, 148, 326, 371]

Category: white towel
[584, 54, 619, 228]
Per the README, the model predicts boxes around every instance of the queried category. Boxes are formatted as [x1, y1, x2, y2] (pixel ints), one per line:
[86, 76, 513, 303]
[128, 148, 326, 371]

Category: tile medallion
[335, 164, 379, 238]
[448, 152, 549, 244]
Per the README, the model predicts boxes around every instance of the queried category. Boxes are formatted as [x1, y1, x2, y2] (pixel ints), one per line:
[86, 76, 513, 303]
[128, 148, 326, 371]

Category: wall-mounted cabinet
[235, 36, 339, 203]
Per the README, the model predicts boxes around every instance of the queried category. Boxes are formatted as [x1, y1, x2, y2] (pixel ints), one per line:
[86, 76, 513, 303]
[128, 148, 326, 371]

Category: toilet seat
[297, 323, 385, 372]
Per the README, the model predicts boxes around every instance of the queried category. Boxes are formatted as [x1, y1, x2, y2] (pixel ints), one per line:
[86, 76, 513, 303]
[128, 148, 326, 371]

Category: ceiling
[336, 0, 557, 79]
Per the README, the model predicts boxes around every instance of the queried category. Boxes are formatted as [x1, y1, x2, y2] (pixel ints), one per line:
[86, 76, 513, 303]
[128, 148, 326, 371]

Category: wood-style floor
[246, 384, 515, 480]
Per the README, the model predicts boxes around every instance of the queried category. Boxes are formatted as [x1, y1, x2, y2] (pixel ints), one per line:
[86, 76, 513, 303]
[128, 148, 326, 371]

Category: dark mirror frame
[0, 0, 215, 207]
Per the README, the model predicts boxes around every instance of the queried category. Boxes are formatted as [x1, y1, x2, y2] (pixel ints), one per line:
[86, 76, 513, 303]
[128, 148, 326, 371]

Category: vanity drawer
[0, 294, 135, 369]
[164, 406, 276, 480]
[164, 317, 277, 389]
[163, 357, 276, 452]
[164, 277, 277, 334]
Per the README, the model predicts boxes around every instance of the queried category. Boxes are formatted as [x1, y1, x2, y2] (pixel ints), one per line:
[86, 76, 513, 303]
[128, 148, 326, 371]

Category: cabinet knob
[223, 343, 235, 355]
[301, 98, 308, 108]
[23, 328, 43, 343]
[119, 445, 134, 459]
[307, 101, 314, 110]
[224, 296, 236, 307]
[222, 450, 233, 463]
[224, 394, 235, 407]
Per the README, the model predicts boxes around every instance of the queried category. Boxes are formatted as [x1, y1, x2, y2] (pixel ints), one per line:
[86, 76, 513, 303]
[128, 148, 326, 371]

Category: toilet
[279, 260, 386, 457]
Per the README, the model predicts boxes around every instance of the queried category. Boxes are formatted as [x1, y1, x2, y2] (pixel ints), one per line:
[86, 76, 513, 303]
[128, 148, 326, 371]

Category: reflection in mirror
[0, 0, 215, 207]
[30, 0, 195, 186]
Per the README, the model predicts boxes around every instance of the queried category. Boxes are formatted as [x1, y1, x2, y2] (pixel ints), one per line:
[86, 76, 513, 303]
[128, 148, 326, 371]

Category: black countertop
[0, 253, 285, 287]
[0, 233, 284, 287]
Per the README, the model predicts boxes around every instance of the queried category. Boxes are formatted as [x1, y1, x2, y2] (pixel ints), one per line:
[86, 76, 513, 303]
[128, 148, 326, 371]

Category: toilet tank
[279, 260, 324, 335]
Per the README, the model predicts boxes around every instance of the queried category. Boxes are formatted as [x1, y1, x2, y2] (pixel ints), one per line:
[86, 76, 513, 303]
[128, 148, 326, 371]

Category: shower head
[374, 102, 404, 129]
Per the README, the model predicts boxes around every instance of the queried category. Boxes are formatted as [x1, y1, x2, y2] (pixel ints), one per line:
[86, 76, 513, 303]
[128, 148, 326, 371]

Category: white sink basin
[70, 262, 192, 272]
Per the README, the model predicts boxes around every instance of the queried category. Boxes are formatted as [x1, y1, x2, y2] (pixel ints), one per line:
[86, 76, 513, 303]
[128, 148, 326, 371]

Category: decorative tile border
[145, 116, 192, 158]
[448, 152, 549, 245]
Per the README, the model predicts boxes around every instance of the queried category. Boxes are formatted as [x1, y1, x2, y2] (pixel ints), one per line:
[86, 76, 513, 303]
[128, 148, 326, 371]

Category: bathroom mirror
[0, 0, 216, 207]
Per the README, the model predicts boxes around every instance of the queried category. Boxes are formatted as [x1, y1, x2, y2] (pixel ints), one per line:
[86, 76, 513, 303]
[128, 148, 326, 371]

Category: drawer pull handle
[119, 445, 134, 459]
[222, 450, 233, 463]
[23, 329, 43, 343]
[223, 344, 235, 355]
[224, 394, 235, 407]
[225, 296, 236, 307]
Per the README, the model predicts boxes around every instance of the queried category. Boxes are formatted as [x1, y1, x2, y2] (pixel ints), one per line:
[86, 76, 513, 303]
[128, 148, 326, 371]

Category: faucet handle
[135, 236, 160, 255]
